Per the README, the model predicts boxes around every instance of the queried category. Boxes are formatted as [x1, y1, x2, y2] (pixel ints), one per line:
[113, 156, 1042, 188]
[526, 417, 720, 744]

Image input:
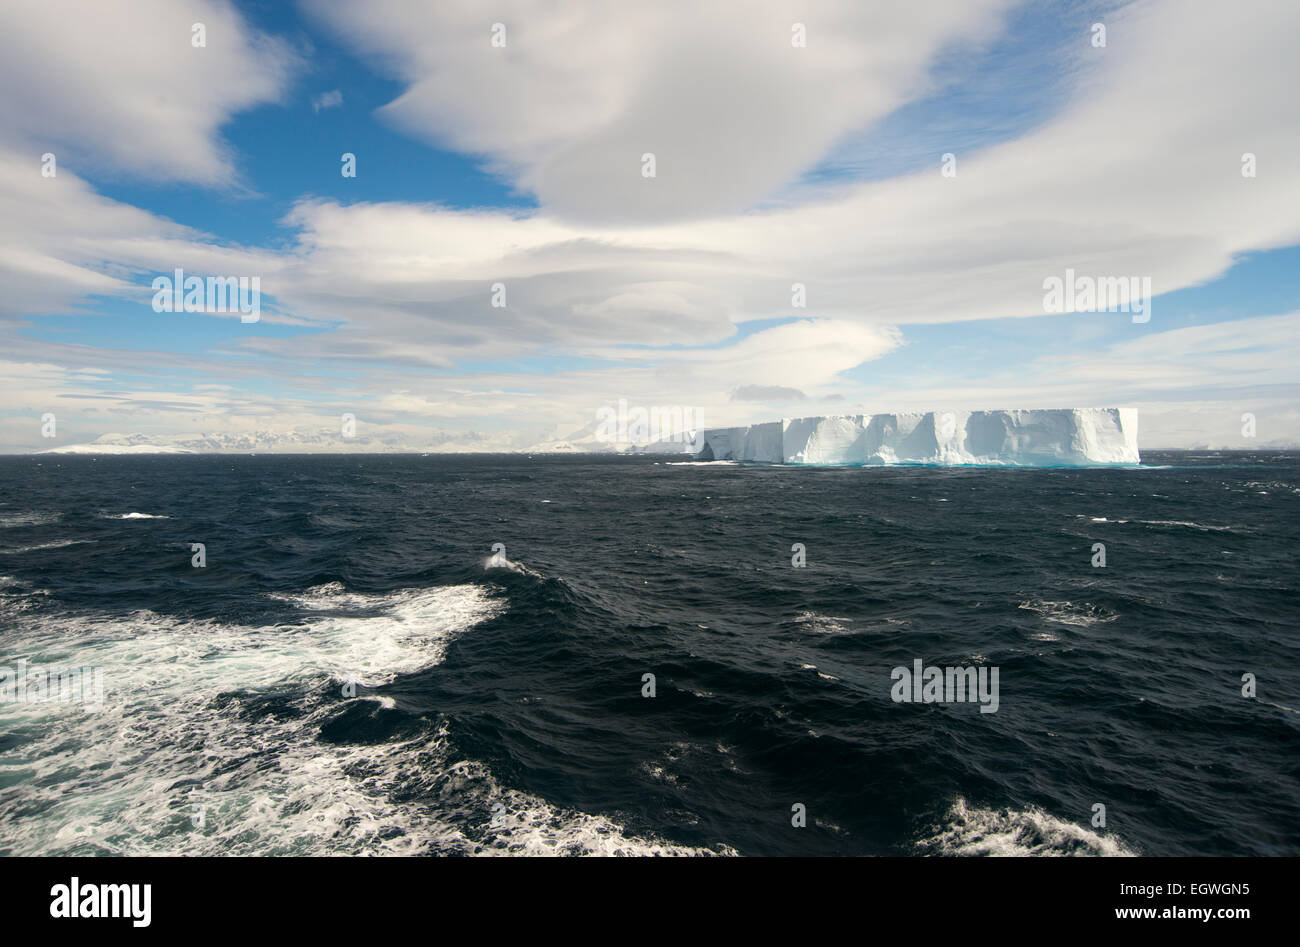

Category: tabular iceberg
[693, 409, 1139, 466]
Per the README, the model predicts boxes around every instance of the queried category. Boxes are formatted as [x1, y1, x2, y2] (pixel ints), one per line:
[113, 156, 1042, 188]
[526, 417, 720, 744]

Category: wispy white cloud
[303, 0, 1021, 223]
[0, 0, 298, 185]
[311, 89, 343, 113]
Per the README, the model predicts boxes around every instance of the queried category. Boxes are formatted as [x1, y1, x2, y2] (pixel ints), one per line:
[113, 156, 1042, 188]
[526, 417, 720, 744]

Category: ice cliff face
[694, 409, 1139, 466]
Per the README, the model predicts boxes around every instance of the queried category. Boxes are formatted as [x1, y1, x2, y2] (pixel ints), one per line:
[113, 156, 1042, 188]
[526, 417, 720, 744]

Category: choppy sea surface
[1, 451, 1297, 856]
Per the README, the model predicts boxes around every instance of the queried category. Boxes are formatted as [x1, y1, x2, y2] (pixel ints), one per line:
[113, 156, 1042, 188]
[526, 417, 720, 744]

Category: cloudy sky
[1, 0, 1297, 452]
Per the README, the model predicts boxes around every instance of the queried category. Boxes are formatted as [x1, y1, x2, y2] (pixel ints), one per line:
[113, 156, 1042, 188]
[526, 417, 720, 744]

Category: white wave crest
[0, 584, 725, 857]
[917, 798, 1136, 856]
[788, 611, 855, 635]
[0, 539, 92, 554]
[1018, 600, 1118, 627]
[0, 512, 62, 528]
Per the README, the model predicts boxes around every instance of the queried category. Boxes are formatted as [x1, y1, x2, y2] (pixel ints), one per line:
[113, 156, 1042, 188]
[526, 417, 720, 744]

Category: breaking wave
[1018, 600, 1118, 627]
[916, 798, 1136, 857]
[0, 582, 725, 857]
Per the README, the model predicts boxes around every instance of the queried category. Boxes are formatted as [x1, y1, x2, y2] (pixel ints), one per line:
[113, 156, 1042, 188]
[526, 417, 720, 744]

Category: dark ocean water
[1, 451, 1297, 856]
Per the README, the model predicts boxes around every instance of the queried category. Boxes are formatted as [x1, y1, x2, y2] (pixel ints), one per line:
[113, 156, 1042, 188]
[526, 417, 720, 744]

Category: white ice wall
[695, 409, 1139, 466]
[696, 421, 783, 462]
